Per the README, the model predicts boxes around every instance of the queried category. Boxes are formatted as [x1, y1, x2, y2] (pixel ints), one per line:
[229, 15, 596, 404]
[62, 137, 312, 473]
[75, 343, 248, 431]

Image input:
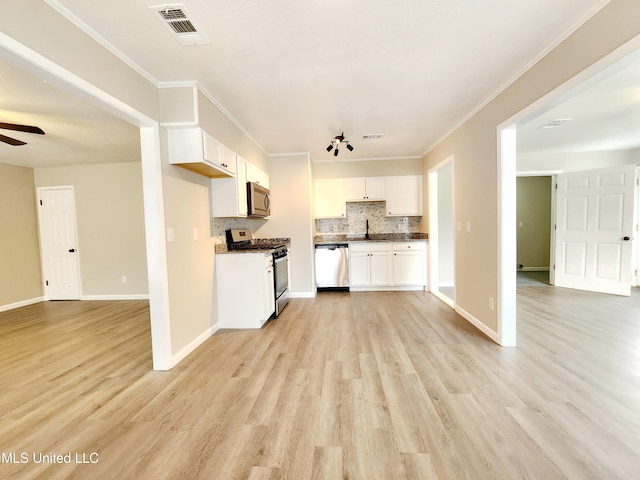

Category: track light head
[333, 148, 339, 157]
[346, 143, 354, 152]
[326, 144, 333, 152]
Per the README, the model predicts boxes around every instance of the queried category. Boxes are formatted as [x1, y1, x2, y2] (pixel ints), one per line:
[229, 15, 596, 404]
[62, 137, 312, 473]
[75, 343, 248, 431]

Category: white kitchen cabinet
[211, 156, 248, 217]
[344, 177, 386, 201]
[246, 162, 270, 189]
[392, 242, 427, 286]
[386, 175, 423, 216]
[219, 144, 238, 175]
[216, 252, 275, 328]
[167, 127, 236, 177]
[349, 243, 393, 288]
[314, 178, 346, 219]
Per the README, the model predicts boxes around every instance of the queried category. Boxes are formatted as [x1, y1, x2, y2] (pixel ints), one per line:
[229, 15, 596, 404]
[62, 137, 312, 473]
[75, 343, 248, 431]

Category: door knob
[623, 236, 630, 241]
[69, 248, 75, 253]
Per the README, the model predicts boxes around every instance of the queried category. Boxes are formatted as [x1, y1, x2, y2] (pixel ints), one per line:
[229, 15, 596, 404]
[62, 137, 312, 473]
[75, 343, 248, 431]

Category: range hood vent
[150, 4, 209, 45]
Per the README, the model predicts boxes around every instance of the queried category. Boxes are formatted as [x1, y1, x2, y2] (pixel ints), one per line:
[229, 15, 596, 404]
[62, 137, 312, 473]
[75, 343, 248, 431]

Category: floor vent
[150, 4, 209, 45]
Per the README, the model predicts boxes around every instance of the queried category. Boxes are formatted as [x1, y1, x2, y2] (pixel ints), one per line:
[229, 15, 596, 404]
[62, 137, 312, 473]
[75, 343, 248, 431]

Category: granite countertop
[314, 233, 428, 245]
[215, 237, 291, 254]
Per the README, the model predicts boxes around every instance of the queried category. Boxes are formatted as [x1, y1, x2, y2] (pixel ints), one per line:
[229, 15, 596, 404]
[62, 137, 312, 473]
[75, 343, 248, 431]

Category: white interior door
[38, 187, 81, 300]
[554, 165, 636, 296]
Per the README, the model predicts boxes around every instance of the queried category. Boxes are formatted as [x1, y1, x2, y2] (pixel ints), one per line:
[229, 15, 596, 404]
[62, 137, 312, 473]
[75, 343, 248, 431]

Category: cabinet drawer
[349, 242, 392, 253]
[393, 242, 426, 252]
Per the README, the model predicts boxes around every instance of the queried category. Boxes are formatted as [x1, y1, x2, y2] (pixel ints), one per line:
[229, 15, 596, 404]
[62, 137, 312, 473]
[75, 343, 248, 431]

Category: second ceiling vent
[150, 4, 209, 45]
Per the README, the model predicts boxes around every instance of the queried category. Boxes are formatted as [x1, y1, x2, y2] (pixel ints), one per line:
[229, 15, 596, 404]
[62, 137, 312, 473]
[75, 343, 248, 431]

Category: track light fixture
[326, 132, 354, 157]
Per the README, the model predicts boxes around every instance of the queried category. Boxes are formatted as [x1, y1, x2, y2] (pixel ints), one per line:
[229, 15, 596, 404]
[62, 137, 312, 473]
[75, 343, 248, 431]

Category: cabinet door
[386, 175, 423, 216]
[265, 260, 275, 320]
[211, 156, 248, 217]
[364, 177, 386, 200]
[349, 252, 371, 286]
[236, 156, 248, 216]
[220, 145, 237, 175]
[344, 178, 366, 201]
[314, 179, 346, 218]
[369, 252, 392, 286]
[393, 251, 426, 286]
[246, 162, 269, 188]
[202, 132, 222, 165]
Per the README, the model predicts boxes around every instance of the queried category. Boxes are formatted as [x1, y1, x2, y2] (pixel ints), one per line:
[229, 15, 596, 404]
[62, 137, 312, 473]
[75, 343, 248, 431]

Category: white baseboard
[518, 267, 550, 272]
[289, 291, 316, 298]
[80, 294, 150, 301]
[170, 322, 220, 368]
[0, 296, 44, 313]
[454, 305, 500, 344]
[349, 285, 426, 292]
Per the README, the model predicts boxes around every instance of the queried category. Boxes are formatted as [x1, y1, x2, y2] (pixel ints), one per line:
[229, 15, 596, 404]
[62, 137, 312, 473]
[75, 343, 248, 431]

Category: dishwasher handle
[315, 243, 348, 250]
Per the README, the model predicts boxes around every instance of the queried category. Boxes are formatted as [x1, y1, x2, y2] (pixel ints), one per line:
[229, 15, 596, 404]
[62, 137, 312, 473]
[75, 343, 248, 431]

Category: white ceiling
[517, 47, 640, 153]
[3, 0, 638, 168]
[0, 54, 141, 168]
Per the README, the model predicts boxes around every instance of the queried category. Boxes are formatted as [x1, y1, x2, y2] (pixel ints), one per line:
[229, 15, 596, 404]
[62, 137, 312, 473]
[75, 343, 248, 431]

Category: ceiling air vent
[362, 133, 384, 140]
[150, 4, 209, 45]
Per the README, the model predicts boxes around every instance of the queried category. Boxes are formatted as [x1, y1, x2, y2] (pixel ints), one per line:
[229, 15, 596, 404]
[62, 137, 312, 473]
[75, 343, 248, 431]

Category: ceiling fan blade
[0, 122, 45, 135]
[0, 133, 27, 146]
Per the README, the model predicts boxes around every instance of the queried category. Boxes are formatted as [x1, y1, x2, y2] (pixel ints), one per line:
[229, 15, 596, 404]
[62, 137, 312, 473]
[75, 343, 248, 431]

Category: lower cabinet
[216, 252, 275, 328]
[350, 243, 393, 287]
[392, 242, 427, 286]
[349, 241, 427, 291]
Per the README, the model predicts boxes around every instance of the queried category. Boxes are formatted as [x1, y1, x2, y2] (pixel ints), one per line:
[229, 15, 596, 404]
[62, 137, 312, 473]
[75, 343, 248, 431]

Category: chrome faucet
[365, 219, 370, 239]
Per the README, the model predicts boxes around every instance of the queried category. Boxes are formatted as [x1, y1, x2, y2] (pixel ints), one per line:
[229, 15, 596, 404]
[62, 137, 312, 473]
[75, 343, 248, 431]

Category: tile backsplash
[315, 201, 421, 235]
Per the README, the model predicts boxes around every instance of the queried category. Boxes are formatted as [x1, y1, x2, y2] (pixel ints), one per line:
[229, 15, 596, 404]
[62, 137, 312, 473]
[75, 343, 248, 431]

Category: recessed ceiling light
[538, 118, 572, 129]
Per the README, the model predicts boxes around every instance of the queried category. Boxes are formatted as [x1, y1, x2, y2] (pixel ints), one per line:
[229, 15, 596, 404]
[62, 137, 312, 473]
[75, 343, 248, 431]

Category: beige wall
[34, 162, 149, 297]
[518, 149, 636, 172]
[312, 158, 423, 179]
[259, 155, 315, 296]
[198, 91, 269, 171]
[160, 90, 272, 354]
[0, 1, 158, 120]
[516, 177, 552, 269]
[423, 0, 640, 334]
[0, 163, 42, 307]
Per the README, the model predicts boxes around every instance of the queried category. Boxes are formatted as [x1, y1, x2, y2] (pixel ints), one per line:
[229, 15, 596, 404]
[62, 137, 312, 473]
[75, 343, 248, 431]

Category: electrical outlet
[193, 228, 199, 241]
[121, 275, 127, 284]
[166, 227, 174, 243]
[488, 297, 495, 311]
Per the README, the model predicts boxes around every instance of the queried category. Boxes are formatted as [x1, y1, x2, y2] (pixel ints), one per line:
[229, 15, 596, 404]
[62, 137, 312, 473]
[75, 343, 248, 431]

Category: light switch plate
[167, 227, 174, 243]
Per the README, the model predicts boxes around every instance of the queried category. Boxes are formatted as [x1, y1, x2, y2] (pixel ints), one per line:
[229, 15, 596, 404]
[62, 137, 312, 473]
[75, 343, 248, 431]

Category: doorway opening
[428, 155, 455, 308]
[498, 37, 640, 345]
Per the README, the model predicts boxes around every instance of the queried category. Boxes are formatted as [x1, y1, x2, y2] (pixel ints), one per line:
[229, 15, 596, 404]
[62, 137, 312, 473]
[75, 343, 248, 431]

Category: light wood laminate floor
[1, 288, 639, 479]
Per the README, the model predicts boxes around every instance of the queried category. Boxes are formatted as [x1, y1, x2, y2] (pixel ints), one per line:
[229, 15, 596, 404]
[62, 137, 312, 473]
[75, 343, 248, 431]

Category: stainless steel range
[226, 229, 289, 318]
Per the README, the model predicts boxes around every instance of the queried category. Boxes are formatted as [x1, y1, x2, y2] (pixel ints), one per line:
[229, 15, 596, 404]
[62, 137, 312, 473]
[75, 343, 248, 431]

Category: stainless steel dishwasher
[315, 243, 349, 291]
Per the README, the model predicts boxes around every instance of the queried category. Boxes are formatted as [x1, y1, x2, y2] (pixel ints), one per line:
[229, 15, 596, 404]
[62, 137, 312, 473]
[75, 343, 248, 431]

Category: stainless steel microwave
[247, 182, 271, 217]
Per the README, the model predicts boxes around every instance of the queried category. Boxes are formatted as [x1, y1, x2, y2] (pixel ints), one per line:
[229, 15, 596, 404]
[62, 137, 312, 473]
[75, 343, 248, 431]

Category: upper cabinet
[344, 177, 386, 201]
[168, 127, 236, 177]
[211, 155, 248, 218]
[246, 162, 270, 189]
[385, 175, 423, 216]
[314, 174, 423, 218]
[314, 178, 346, 219]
